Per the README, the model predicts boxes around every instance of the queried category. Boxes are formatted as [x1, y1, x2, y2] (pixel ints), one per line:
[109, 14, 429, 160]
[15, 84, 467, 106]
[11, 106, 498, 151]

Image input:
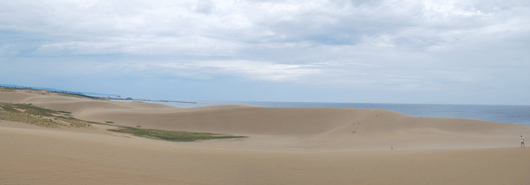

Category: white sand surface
[1, 91, 530, 184]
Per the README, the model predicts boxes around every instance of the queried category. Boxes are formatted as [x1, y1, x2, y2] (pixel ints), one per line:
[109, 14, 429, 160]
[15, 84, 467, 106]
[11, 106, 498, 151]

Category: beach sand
[1, 91, 530, 184]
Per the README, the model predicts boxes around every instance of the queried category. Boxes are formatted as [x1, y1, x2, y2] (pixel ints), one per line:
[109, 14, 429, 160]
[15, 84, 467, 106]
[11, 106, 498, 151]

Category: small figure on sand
[391, 145, 393, 150]
[521, 135, 525, 148]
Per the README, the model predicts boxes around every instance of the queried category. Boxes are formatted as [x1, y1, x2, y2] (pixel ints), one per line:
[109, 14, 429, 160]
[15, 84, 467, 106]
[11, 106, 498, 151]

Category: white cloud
[1, 0, 529, 93]
[114, 61, 321, 82]
[35, 35, 241, 56]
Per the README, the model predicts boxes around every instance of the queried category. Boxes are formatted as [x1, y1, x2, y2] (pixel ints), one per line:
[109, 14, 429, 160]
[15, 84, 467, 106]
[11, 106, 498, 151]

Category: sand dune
[1, 91, 530, 184]
[2, 90, 528, 150]
[10, 90, 523, 150]
[1, 120, 529, 185]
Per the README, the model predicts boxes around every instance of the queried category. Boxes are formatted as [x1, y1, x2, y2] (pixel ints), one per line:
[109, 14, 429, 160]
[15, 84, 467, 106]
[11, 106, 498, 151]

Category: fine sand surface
[1, 91, 530, 185]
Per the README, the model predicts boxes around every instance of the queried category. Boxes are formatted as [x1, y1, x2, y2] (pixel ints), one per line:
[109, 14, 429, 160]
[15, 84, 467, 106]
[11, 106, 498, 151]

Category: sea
[140, 100, 530, 125]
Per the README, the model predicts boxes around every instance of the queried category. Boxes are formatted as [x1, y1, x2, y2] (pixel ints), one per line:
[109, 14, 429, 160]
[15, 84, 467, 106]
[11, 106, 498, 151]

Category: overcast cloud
[1, 0, 529, 104]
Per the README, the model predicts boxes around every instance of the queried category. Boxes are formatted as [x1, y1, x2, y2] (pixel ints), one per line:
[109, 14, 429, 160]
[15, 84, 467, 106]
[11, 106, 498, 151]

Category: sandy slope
[4, 91, 525, 150]
[1, 91, 530, 184]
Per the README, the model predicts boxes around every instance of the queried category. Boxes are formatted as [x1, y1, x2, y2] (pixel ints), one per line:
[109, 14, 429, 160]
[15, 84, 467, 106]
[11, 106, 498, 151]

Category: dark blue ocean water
[149, 100, 530, 125]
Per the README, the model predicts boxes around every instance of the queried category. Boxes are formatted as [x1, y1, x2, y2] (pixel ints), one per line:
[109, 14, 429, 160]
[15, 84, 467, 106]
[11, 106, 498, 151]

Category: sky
[1, 0, 529, 105]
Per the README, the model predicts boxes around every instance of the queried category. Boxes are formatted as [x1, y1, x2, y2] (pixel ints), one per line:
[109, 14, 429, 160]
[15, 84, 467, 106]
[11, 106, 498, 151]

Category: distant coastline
[1, 84, 528, 124]
[0, 84, 109, 100]
[0, 84, 196, 104]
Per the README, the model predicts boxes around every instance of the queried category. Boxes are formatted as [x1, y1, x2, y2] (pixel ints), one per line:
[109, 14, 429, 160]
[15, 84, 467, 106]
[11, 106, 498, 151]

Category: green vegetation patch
[10, 103, 57, 117]
[57, 92, 106, 100]
[0, 87, 16, 92]
[0, 102, 247, 142]
[0, 102, 90, 128]
[108, 126, 247, 142]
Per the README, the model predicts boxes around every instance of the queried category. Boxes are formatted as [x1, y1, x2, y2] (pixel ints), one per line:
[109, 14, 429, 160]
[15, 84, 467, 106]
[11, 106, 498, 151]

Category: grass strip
[108, 126, 247, 142]
[0, 102, 86, 128]
[0, 102, 247, 142]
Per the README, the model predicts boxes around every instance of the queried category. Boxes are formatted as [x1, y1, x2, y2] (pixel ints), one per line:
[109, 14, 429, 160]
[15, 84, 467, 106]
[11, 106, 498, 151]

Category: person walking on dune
[521, 135, 525, 148]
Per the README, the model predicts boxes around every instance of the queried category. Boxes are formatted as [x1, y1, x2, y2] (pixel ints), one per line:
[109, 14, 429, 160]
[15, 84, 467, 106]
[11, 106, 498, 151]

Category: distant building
[125, 97, 133, 100]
